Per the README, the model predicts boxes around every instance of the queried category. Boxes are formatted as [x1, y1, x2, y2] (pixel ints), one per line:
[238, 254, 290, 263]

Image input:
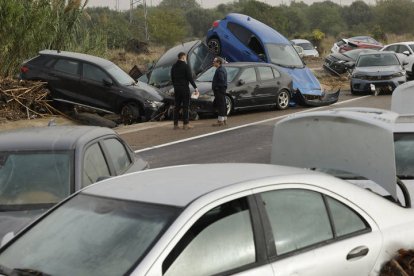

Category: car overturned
[206, 13, 339, 107]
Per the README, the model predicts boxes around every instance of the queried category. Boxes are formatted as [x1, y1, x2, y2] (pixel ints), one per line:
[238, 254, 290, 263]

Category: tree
[307, 1, 345, 36]
[148, 9, 187, 47]
[342, 1, 373, 32]
[374, 0, 414, 34]
[185, 8, 220, 38]
[158, 0, 200, 10]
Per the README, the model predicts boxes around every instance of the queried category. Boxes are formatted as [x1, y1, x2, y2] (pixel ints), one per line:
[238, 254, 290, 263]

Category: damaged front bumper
[295, 89, 340, 107]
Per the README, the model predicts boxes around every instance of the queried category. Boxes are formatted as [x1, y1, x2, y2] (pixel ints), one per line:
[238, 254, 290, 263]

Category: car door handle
[255, 85, 260, 88]
[346, 246, 369, 260]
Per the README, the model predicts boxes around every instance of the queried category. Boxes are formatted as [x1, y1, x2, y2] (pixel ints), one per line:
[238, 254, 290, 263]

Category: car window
[83, 63, 109, 83]
[196, 66, 239, 83]
[102, 138, 132, 175]
[394, 133, 414, 178]
[257, 66, 274, 81]
[272, 68, 281, 78]
[83, 143, 110, 187]
[297, 42, 314, 50]
[238, 67, 256, 83]
[397, 45, 410, 53]
[260, 189, 369, 256]
[357, 53, 400, 67]
[227, 22, 253, 46]
[326, 197, 367, 237]
[53, 59, 79, 75]
[189, 43, 214, 75]
[385, 45, 398, 52]
[149, 65, 172, 88]
[0, 151, 72, 206]
[409, 45, 414, 52]
[261, 189, 333, 255]
[163, 197, 255, 276]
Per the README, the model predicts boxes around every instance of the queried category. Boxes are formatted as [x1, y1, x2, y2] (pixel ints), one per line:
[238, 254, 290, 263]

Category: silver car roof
[271, 108, 403, 199]
[82, 163, 321, 207]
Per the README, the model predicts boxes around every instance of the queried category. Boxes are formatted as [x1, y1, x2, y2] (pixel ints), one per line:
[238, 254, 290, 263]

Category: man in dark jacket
[171, 52, 198, 130]
[212, 57, 227, 126]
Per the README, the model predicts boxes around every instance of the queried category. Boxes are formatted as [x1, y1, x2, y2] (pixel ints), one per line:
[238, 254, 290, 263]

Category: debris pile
[0, 79, 64, 121]
[380, 249, 414, 276]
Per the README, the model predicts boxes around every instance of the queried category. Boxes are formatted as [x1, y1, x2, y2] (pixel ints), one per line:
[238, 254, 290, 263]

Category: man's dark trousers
[214, 88, 227, 117]
[173, 86, 190, 125]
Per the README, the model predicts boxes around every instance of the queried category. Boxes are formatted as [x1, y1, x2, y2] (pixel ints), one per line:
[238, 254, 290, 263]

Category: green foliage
[159, 0, 200, 10]
[185, 8, 220, 38]
[342, 1, 373, 31]
[307, 1, 345, 36]
[148, 9, 187, 47]
[374, 0, 414, 34]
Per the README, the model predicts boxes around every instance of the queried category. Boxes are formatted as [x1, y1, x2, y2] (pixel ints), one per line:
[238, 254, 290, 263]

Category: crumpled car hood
[132, 81, 165, 101]
[279, 66, 322, 96]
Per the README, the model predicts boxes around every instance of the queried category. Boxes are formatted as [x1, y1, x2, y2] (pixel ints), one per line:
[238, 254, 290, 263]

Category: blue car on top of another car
[206, 13, 339, 106]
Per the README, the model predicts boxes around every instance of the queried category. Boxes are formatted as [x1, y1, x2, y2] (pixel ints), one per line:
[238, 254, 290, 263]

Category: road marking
[135, 96, 370, 153]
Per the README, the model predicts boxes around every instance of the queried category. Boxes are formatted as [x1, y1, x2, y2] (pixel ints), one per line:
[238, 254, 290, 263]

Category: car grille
[361, 75, 395, 80]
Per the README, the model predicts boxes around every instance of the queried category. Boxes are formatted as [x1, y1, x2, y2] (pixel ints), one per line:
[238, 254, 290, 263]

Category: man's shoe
[183, 124, 193, 130]
[212, 121, 224, 127]
[223, 120, 227, 126]
[173, 125, 180, 130]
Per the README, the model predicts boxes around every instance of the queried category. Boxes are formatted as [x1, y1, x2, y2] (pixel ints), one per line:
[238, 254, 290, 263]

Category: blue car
[206, 13, 339, 106]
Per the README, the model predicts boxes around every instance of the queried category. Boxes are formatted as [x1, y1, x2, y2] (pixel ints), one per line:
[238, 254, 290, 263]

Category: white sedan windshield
[0, 194, 180, 276]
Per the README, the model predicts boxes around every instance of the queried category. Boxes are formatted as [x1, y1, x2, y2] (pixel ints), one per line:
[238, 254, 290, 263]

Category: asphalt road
[117, 90, 391, 168]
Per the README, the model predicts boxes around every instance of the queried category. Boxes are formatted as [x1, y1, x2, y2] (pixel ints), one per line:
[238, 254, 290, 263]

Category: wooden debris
[0, 78, 62, 121]
[380, 249, 414, 276]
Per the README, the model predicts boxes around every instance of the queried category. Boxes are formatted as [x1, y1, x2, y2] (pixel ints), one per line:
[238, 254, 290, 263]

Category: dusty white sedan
[0, 163, 413, 275]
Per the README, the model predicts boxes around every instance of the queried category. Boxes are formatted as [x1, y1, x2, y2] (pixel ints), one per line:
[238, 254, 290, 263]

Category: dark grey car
[146, 40, 215, 92]
[165, 62, 293, 116]
[20, 50, 165, 124]
[350, 51, 407, 95]
[0, 126, 148, 240]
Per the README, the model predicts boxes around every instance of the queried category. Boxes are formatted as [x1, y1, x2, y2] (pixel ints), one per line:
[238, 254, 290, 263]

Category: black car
[324, 48, 376, 76]
[20, 50, 165, 125]
[0, 125, 148, 241]
[146, 40, 215, 92]
[165, 62, 293, 116]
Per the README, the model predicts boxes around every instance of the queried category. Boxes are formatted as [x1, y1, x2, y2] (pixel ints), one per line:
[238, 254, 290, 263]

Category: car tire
[225, 95, 233, 116]
[275, 89, 290, 110]
[121, 103, 140, 125]
[207, 38, 221, 55]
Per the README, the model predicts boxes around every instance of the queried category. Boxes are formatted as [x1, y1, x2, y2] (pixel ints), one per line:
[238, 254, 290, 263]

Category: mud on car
[20, 50, 165, 125]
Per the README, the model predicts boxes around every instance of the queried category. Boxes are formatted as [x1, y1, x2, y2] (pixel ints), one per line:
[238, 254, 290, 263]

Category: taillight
[20, 66, 29, 73]
[212, 20, 220, 28]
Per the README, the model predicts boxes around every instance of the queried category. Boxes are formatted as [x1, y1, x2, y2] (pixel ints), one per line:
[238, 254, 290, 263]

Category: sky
[86, 0, 376, 10]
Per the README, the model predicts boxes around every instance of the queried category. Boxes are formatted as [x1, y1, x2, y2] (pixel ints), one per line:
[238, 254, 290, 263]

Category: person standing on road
[212, 57, 228, 126]
[171, 52, 199, 130]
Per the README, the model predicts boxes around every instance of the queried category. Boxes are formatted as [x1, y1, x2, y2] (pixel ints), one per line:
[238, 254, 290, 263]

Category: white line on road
[134, 96, 370, 153]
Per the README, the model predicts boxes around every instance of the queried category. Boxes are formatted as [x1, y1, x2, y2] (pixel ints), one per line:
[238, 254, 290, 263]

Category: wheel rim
[278, 91, 289, 108]
[208, 39, 220, 55]
[225, 96, 232, 115]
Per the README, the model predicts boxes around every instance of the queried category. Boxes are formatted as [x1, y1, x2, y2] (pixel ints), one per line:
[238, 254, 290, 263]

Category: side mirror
[1, 232, 14, 247]
[238, 79, 245, 86]
[103, 77, 113, 87]
[403, 51, 410, 56]
[403, 61, 409, 66]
